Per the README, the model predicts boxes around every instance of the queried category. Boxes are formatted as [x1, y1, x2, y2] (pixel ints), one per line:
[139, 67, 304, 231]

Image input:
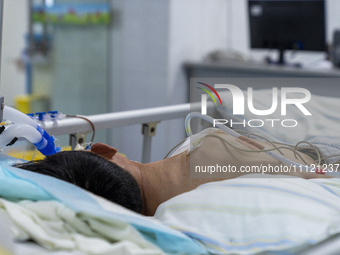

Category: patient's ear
[91, 143, 118, 159]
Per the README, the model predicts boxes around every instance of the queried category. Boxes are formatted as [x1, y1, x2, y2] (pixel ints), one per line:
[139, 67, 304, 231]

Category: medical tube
[185, 112, 240, 138]
[2, 106, 60, 155]
[3, 106, 37, 128]
[0, 124, 45, 148]
[185, 112, 340, 177]
[0, 124, 60, 155]
[3, 106, 48, 139]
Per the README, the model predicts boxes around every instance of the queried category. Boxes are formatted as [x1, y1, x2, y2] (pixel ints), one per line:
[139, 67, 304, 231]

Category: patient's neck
[139, 152, 210, 216]
[137, 154, 183, 216]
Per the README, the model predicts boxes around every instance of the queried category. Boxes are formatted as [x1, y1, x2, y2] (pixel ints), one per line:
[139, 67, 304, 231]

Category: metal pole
[43, 102, 215, 136]
[26, 0, 33, 94]
[42, 0, 48, 55]
[0, 0, 4, 70]
[42, 102, 215, 161]
[28, 0, 33, 54]
[0, 96, 3, 122]
[141, 121, 160, 163]
[141, 125, 152, 163]
[0, 0, 4, 122]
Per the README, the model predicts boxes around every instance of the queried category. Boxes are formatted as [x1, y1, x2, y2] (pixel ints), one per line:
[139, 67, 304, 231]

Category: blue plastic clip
[35, 112, 46, 121]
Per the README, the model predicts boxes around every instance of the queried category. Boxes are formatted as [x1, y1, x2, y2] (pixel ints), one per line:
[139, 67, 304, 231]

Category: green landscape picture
[32, 4, 110, 25]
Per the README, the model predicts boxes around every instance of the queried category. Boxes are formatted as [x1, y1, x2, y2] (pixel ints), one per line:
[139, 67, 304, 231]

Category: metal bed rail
[43, 102, 215, 163]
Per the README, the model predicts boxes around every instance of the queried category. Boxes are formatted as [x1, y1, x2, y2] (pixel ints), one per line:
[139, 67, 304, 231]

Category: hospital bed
[1, 97, 340, 255]
[0, 102, 213, 255]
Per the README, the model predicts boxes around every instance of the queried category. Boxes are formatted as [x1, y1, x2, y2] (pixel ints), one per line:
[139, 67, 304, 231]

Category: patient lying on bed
[15, 128, 332, 216]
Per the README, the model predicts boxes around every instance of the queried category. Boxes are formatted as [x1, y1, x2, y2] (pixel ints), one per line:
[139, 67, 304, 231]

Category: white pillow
[154, 175, 340, 254]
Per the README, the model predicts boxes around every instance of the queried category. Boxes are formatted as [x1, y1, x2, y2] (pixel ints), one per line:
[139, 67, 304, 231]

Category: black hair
[13, 151, 143, 213]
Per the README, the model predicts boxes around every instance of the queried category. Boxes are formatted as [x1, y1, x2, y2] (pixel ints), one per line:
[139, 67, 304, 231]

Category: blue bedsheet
[0, 153, 206, 254]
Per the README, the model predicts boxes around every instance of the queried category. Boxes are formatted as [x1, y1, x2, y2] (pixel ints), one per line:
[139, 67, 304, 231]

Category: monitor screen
[248, 0, 326, 54]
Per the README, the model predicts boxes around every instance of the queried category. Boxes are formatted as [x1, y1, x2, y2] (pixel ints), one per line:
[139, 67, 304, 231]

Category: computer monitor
[248, 0, 326, 65]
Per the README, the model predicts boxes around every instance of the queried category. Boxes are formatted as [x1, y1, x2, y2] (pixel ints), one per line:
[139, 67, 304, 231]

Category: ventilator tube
[2, 106, 60, 155]
[3, 105, 37, 128]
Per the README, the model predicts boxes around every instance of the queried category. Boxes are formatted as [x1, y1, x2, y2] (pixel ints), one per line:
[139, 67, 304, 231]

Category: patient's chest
[188, 129, 314, 179]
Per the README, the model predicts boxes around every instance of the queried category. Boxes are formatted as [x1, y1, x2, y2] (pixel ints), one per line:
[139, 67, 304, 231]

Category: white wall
[108, 0, 229, 162]
[0, 0, 28, 107]
[165, 0, 229, 157]
[167, 0, 229, 105]
[228, 0, 249, 53]
[109, 0, 170, 162]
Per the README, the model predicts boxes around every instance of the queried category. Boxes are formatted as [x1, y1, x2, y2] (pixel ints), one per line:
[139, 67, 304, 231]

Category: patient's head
[14, 151, 143, 213]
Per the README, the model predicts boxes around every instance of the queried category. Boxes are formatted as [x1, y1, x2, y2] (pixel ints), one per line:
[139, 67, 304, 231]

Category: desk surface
[184, 61, 340, 78]
[184, 61, 340, 98]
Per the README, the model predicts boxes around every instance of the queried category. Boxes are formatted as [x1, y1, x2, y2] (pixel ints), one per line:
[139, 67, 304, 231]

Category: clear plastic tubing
[3, 106, 37, 128]
[3, 105, 50, 141]
[0, 124, 46, 150]
[2, 105, 60, 155]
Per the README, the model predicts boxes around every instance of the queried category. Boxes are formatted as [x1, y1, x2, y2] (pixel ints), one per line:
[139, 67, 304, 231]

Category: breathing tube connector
[3, 105, 38, 128]
[2, 106, 61, 155]
[185, 112, 340, 177]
